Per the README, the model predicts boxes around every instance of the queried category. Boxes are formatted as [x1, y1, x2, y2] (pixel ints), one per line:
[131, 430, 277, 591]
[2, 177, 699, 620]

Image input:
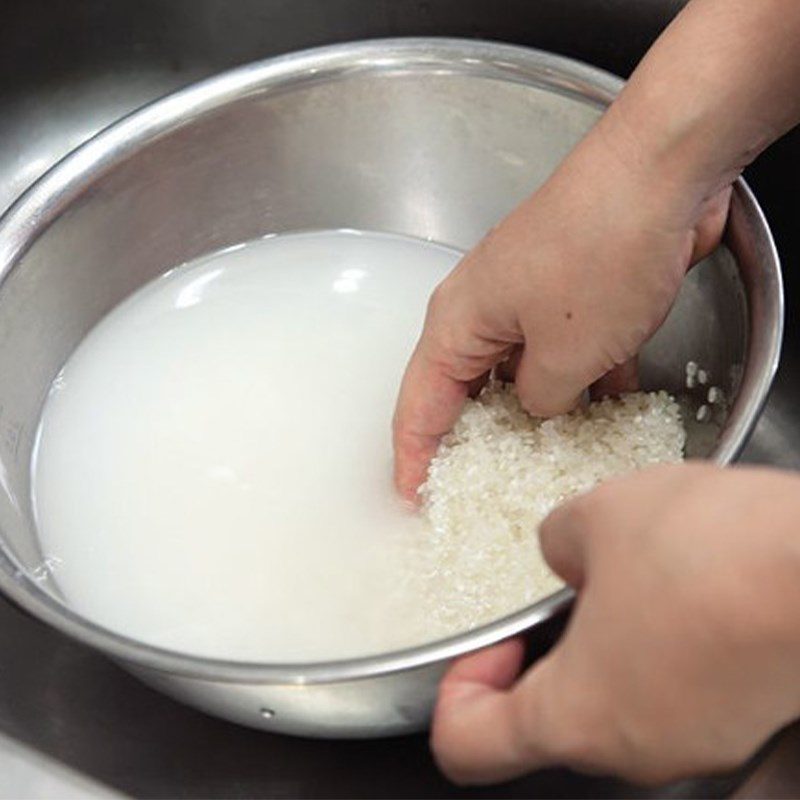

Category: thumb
[432, 639, 533, 784]
[432, 642, 564, 785]
[538, 494, 591, 589]
[393, 286, 515, 502]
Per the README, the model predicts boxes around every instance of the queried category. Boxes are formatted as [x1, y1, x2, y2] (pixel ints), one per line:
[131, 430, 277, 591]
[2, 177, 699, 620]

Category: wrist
[596, 98, 741, 218]
[595, 0, 795, 219]
[554, 105, 720, 236]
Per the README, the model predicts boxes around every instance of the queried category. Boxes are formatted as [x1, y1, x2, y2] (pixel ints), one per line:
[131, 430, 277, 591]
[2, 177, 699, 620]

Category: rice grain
[414, 382, 685, 635]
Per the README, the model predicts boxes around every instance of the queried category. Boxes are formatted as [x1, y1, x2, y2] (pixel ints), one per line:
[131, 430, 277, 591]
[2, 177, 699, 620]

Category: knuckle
[423, 288, 460, 355]
[529, 345, 575, 380]
[530, 338, 598, 383]
[422, 294, 465, 367]
[427, 279, 455, 317]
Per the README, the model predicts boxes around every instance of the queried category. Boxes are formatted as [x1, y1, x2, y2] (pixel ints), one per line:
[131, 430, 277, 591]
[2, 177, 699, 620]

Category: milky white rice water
[32, 229, 685, 662]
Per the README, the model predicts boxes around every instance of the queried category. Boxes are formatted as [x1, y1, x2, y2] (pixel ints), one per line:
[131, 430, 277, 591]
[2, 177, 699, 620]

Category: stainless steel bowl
[0, 38, 783, 738]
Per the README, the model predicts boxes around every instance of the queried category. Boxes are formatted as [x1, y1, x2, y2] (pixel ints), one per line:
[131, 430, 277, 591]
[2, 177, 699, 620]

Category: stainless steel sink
[1, 1, 798, 797]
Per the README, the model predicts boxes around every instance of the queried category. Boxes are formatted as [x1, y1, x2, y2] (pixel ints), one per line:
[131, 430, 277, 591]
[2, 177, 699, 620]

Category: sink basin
[1, 1, 798, 797]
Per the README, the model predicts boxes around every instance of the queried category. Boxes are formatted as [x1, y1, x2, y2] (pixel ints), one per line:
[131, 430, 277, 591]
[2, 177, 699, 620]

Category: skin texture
[393, 0, 800, 501]
[432, 465, 800, 785]
[392, 135, 730, 499]
[389, 0, 800, 785]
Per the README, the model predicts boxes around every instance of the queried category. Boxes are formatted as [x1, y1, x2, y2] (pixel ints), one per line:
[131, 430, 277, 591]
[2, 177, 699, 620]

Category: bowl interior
[0, 46, 754, 647]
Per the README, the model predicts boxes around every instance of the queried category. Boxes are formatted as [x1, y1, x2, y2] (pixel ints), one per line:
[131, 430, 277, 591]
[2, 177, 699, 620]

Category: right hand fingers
[392, 283, 515, 501]
[392, 343, 471, 502]
[513, 343, 588, 418]
[590, 356, 639, 401]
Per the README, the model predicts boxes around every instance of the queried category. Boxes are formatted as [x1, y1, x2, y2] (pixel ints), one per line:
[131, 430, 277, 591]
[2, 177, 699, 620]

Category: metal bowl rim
[0, 37, 783, 684]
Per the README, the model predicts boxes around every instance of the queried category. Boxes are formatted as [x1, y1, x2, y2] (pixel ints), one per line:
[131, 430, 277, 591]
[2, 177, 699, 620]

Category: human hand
[394, 0, 800, 502]
[431, 464, 800, 785]
[392, 116, 731, 500]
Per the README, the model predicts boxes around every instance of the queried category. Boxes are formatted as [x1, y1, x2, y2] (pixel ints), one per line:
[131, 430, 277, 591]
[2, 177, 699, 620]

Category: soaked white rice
[412, 382, 685, 636]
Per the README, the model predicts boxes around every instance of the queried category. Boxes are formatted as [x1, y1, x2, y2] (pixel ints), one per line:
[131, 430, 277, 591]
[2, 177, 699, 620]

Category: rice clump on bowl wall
[414, 382, 685, 636]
